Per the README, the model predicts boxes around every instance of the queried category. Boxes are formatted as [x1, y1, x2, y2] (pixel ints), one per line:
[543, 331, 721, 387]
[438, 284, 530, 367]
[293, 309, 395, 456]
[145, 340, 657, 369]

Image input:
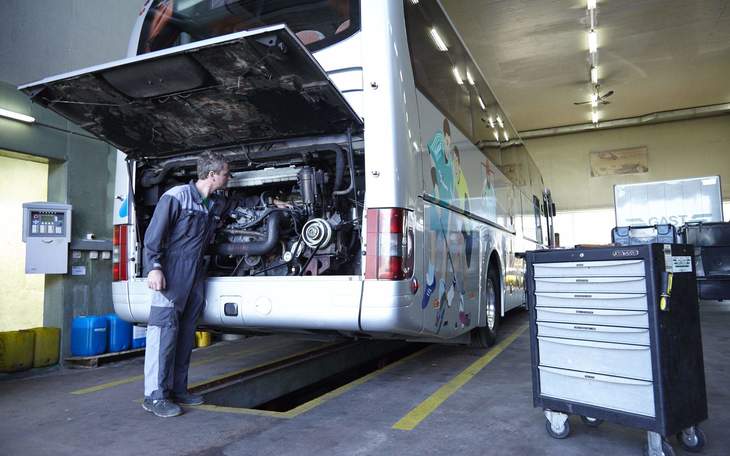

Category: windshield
[137, 0, 360, 55]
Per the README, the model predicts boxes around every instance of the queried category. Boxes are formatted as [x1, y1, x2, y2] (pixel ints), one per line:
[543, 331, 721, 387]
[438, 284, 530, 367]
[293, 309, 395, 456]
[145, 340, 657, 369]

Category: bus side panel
[113, 151, 131, 225]
[360, 0, 423, 209]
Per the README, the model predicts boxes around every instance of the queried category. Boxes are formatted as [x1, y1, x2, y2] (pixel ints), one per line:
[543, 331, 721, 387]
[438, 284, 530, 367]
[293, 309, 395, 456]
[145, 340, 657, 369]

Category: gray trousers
[144, 271, 205, 400]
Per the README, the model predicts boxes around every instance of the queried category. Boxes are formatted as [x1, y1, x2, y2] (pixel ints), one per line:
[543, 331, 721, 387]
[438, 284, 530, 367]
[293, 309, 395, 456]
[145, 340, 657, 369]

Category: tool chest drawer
[537, 321, 650, 345]
[536, 307, 649, 328]
[534, 276, 647, 294]
[538, 336, 653, 381]
[538, 366, 656, 417]
[535, 292, 647, 311]
[534, 259, 645, 278]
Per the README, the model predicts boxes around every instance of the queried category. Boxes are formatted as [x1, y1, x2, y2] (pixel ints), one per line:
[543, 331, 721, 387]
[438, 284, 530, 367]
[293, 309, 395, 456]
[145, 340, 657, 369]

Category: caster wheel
[643, 440, 676, 456]
[580, 415, 604, 428]
[676, 427, 706, 453]
[545, 417, 571, 439]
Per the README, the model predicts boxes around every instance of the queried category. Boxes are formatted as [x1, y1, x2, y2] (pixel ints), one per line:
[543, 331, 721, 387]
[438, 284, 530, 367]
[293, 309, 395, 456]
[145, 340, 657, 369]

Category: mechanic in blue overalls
[142, 151, 230, 418]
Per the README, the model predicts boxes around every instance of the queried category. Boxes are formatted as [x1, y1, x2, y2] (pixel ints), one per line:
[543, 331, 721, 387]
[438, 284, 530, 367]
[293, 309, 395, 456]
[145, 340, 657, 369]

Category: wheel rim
[682, 431, 698, 447]
[486, 278, 496, 330]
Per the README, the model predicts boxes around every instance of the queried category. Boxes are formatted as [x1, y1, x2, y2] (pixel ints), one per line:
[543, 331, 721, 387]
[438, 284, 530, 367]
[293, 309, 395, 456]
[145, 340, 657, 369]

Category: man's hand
[148, 269, 166, 291]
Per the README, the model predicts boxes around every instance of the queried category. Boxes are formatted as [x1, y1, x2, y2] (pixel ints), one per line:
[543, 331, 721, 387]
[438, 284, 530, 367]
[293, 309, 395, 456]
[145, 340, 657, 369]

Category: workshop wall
[0, 0, 140, 86]
[0, 155, 48, 331]
[0, 81, 116, 357]
[527, 115, 730, 211]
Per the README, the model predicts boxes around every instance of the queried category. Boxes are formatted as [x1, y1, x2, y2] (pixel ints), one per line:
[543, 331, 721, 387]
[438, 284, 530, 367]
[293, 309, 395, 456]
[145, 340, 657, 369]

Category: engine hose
[333, 128, 355, 197]
[215, 211, 283, 257]
[333, 146, 346, 193]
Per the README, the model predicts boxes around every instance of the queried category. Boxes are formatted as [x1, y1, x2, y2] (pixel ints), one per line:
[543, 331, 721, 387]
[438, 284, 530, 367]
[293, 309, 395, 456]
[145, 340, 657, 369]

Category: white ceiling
[442, 0, 730, 131]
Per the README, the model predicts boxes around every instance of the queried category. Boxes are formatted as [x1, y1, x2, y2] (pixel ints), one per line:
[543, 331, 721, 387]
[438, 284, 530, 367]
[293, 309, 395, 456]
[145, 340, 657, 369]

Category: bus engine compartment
[134, 140, 365, 278]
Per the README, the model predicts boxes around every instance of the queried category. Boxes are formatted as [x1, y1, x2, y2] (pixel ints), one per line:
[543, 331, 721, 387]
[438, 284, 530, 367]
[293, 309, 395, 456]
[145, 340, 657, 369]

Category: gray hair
[197, 151, 228, 180]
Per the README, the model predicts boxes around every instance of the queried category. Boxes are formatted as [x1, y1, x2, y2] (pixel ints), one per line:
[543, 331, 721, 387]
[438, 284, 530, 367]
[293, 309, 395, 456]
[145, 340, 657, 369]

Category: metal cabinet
[526, 244, 708, 455]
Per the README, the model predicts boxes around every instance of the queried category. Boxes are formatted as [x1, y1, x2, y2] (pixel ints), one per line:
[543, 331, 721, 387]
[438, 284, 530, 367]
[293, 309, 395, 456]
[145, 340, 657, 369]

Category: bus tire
[470, 267, 501, 348]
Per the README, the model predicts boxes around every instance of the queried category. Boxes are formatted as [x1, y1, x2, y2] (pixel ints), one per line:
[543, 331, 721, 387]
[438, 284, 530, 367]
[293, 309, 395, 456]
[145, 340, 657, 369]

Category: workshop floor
[1, 303, 727, 456]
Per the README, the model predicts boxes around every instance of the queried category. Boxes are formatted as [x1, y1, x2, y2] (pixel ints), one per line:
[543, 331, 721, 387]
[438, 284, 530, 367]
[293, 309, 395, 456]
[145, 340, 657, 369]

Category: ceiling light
[590, 66, 598, 84]
[587, 0, 597, 10]
[452, 66, 464, 85]
[466, 70, 475, 86]
[591, 111, 599, 124]
[493, 130, 500, 141]
[496, 115, 504, 128]
[430, 28, 448, 52]
[588, 30, 598, 53]
[503, 130, 509, 141]
[0, 107, 35, 123]
[478, 96, 486, 111]
[488, 116, 495, 128]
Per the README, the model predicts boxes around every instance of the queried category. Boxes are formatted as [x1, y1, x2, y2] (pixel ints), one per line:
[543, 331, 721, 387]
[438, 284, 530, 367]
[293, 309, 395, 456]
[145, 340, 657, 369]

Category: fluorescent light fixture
[430, 28, 448, 52]
[452, 66, 464, 85]
[590, 93, 598, 107]
[591, 111, 599, 124]
[496, 115, 504, 128]
[0, 107, 35, 123]
[409, 0, 419, 4]
[412, 141, 419, 151]
[478, 96, 486, 111]
[466, 70, 475, 86]
[590, 66, 598, 84]
[587, 0, 597, 10]
[488, 116, 495, 128]
[503, 130, 509, 141]
[588, 30, 598, 53]
[493, 130, 500, 141]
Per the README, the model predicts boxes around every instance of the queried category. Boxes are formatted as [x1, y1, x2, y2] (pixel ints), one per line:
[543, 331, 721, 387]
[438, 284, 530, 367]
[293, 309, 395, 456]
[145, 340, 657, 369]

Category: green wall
[0, 80, 116, 358]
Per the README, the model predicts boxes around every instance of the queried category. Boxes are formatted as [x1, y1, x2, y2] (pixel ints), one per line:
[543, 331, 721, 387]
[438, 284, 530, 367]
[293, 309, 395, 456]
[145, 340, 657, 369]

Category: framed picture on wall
[590, 146, 648, 177]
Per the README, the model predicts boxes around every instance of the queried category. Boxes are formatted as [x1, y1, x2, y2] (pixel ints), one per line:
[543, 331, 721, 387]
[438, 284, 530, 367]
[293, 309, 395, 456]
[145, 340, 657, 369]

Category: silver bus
[20, 0, 554, 346]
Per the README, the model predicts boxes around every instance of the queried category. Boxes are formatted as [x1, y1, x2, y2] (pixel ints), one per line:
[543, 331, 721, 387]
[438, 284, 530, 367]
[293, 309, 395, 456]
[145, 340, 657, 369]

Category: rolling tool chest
[526, 244, 708, 456]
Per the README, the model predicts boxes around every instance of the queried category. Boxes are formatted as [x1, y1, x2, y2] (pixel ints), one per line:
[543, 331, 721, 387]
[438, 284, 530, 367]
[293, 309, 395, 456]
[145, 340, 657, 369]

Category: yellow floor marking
[392, 324, 528, 431]
[189, 345, 435, 419]
[71, 340, 328, 395]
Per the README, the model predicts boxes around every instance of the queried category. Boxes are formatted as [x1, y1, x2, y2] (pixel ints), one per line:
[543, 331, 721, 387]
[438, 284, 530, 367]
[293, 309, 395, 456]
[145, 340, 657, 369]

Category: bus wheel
[470, 268, 501, 348]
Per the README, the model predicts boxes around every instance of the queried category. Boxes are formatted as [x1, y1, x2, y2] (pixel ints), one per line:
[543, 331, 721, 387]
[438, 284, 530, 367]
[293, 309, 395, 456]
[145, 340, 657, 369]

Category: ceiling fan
[574, 86, 615, 105]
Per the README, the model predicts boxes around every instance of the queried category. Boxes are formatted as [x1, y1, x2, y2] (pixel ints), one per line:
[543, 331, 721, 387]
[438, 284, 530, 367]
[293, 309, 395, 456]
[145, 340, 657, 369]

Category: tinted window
[138, 0, 360, 55]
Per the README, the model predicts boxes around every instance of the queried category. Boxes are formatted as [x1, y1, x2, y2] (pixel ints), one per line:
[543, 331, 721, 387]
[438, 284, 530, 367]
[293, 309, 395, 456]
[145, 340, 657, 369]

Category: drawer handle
[573, 325, 596, 331]
[575, 310, 594, 315]
[574, 294, 593, 298]
[576, 279, 589, 283]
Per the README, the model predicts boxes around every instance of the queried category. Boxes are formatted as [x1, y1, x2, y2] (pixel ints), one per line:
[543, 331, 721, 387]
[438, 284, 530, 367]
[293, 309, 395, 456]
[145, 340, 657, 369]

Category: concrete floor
[1, 304, 727, 456]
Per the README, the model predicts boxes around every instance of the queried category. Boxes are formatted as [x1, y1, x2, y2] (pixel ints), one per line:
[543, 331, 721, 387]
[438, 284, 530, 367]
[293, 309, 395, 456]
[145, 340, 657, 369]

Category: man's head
[197, 151, 230, 191]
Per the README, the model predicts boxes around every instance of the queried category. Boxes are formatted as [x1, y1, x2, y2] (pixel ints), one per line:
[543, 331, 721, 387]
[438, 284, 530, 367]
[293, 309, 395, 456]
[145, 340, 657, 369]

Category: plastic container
[195, 331, 212, 348]
[132, 325, 147, 349]
[30, 327, 60, 368]
[105, 314, 132, 352]
[0, 330, 35, 372]
[612, 224, 677, 246]
[71, 316, 108, 357]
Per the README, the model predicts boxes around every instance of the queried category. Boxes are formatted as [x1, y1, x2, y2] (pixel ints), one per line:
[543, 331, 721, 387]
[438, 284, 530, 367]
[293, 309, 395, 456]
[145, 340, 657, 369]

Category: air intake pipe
[215, 211, 283, 257]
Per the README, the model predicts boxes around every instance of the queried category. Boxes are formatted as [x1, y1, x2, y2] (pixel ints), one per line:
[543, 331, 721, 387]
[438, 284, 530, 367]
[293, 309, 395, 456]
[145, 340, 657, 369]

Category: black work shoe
[172, 391, 205, 406]
[150, 399, 183, 418]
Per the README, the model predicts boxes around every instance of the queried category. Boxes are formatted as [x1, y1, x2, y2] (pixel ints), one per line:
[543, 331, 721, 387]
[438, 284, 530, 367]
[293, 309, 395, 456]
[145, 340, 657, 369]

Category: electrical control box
[22, 202, 72, 274]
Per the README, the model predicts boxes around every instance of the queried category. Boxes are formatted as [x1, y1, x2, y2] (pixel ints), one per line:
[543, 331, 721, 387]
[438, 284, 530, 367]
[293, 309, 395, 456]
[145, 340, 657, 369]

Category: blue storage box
[106, 314, 132, 352]
[71, 316, 107, 356]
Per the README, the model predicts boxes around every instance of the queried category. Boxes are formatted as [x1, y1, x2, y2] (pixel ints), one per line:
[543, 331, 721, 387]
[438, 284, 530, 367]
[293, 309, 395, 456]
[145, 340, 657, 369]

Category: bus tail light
[365, 208, 414, 280]
[113, 225, 128, 281]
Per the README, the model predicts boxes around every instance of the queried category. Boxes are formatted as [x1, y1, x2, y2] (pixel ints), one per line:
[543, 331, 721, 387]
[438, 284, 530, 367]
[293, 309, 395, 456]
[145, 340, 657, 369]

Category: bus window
[532, 195, 544, 245]
[404, 0, 473, 140]
[138, 0, 361, 55]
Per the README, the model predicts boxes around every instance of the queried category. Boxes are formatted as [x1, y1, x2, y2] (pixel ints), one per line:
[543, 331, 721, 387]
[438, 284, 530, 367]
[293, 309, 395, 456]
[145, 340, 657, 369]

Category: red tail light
[113, 225, 128, 281]
[365, 208, 414, 280]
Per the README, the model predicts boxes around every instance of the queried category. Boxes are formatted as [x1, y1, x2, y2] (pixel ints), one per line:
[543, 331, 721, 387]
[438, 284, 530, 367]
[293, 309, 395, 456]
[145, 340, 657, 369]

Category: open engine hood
[19, 25, 362, 159]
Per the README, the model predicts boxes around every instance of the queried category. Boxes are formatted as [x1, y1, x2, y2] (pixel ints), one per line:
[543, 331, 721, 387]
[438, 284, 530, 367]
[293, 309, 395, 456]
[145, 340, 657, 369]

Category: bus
[20, 0, 554, 347]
